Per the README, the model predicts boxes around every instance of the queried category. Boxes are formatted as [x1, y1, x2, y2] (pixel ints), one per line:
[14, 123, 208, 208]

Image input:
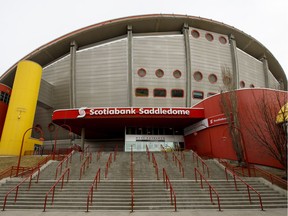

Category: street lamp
[53, 124, 72, 160]
[16, 126, 44, 177]
[222, 125, 251, 177]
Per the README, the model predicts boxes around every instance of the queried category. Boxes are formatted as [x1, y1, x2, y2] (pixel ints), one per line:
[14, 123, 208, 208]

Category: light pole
[222, 125, 251, 177]
[16, 126, 44, 177]
[53, 124, 72, 160]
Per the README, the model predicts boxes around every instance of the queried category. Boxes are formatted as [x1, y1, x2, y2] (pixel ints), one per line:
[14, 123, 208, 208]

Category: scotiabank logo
[77, 107, 87, 118]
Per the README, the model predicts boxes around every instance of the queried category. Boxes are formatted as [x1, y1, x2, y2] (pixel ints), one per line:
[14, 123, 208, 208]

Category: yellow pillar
[0, 60, 43, 155]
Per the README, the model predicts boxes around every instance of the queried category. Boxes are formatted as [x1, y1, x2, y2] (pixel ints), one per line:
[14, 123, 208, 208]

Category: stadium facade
[0, 14, 287, 169]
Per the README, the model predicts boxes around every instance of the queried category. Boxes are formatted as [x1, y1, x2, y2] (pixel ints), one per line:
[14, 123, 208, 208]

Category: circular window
[193, 71, 203, 81]
[137, 68, 146, 77]
[173, 70, 182, 79]
[250, 84, 255, 88]
[205, 33, 214, 41]
[191, 30, 200, 38]
[219, 36, 227, 44]
[155, 69, 164, 78]
[208, 74, 217, 83]
[240, 81, 245, 88]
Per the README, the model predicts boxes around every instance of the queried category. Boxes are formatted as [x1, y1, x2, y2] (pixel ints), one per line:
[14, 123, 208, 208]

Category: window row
[135, 88, 217, 99]
[126, 127, 183, 135]
[137, 68, 182, 79]
[191, 29, 228, 44]
[0, 91, 10, 105]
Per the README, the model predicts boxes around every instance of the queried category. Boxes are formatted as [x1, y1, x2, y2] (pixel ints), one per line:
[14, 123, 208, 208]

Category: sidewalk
[1, 209, 287, 216]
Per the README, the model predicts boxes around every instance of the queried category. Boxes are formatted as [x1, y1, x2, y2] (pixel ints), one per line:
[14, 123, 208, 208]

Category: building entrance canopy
[52, 107, 205, 139]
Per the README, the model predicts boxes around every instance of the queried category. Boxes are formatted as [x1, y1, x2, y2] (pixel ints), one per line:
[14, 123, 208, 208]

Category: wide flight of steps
[0, 150, 287, 212]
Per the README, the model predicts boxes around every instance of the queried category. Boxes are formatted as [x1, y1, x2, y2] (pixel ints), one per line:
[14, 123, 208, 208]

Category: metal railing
[2, 167, 41, 211]
[160, 144, 168, 160]
[43, 167, 71, 211]
[191, 150, 210, 178]
[114, 144, 118, 161]
[130, 146, 134, 212]
[151, 152, 160, 180]
[224, 167, 264, 210]
[96, 145, 104, 161]
[162, 168, 177, 211]
[194, 167, 221, 211]
[86, 168, 101, 212]
[55, 151, 73, 179]
[79, 152, 92, 180]
[146, 144, 150, 161]
[104, 153, 113, 178]
[172, 152, 185, 178]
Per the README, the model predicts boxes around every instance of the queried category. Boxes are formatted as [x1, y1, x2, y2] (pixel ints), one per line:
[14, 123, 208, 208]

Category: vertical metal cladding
[0, 61, 42, 155]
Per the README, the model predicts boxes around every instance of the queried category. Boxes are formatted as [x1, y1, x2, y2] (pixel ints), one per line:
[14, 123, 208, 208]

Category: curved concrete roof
[1, 14, 287, 89]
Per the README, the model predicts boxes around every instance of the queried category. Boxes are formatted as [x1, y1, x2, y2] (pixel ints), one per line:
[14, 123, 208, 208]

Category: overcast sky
[0, 0, 287, 79]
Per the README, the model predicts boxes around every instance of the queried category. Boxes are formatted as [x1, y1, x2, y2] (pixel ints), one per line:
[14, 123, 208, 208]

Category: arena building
[0, 14, 287, 169]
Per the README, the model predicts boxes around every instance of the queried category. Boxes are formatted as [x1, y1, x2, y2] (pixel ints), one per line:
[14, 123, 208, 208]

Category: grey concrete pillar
[261, 55, 269, 88]
[229, 34, 240, 90]
[70, 41, 78, 108]
[127, 25, 133, 107]
[81, 127, 85, 151]
[183, 23, 192, 107]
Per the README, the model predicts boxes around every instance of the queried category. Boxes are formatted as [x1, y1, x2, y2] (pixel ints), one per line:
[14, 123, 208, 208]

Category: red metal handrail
[55, 151, 73, 179]
[114, 144, 118, 161]
[43, 167, 70, 211]
[151, 153, 159, 180]
[0, 167, 13, 180]
[104, 153, 113, 178]
[79, 152, 92, 180]
[162, 168, 177, 211]
[86, 168, 101, 212]
[2, 167, 41, 211]
[224, 167, 264, 210]
[131, 146, 134, 212]
[191, 150, 210, 178]
[146, 144, 150, 161]
[194, 167, 221, 211]
[172, 153, 185, 178]
[160, 144, 168, 160]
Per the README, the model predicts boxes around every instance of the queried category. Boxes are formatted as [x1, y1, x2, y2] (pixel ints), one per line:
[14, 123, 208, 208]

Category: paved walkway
[1, 209, 287, 216]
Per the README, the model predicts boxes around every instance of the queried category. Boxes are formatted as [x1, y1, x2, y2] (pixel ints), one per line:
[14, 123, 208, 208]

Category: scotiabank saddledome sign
[77, 107, 192, 118]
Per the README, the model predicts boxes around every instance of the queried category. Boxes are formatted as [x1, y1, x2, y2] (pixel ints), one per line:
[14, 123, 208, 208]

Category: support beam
[127, 25, 133, 107]
[261, 55, 269, 88]
[81, 128, 85, 151]
[70, 41, 78, 108]
[183, 23, 192, 107]
[229, 35, 240, 90]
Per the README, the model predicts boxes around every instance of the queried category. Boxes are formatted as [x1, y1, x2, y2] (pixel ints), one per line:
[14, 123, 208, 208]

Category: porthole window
[192, 90, 204, 99]
[137, 68, 146, 77]
[219, 36, 227, 44]
[191, 30, 200, 38]
[250, 84, 255, 88]
[173, 70, 182, 79]
[205, 33, 214, 42]
[240, 81, 245, 88]
[193, 71, 203, 82]
[155, 69, 164, 78]
[153, 88, 166, 97]
[208, 74, 217, 84]
[171, 89, 184, 98]
[135, 88, 149, 97]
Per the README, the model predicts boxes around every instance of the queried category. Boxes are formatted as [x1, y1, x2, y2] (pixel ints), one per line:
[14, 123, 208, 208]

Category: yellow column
[0, 60, 43, 155]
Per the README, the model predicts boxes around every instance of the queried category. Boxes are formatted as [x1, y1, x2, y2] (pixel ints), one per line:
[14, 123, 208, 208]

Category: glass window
[193, 91, 204, 99]
[191, 30, 200, 38]
[173, 70, 182, 79]
[219, 36, 227, 44]
[208, 74, 217, 83]
[154, 89, 166, 97]
[0, 92, 4, 101]
[205, 33, 214, 41]
[171, 89, 184, 98]
[155, 69, 164, 78]
[135, 88, 149, 97]
[193, 71, 203, 81]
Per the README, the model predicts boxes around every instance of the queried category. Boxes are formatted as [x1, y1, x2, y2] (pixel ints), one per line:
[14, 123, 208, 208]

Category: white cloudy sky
[0, 0, 287, 78]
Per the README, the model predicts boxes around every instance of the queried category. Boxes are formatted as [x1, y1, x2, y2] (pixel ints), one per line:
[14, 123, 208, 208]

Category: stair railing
[86, 168, 101, 212]
[146, 144, 150, 161]
[172, 152, 185, 178]
[96, 145, 104, 161]
[114, 144, 118, 161]
[224, 167, 264, 210]
[162, 168, 177, 211]
[151, 152, 160, 180]
[55, 151, 73, 179]
[79, 152, 92, 180]
[104, 153, 113, 178]
[191, 150, 210, 177]
[194, 167, 221, 211]
[43, 167, 71, 211]
[160, 144, 168, 160]
[2, 167, 41, 211]
[130, 146, 134, 212]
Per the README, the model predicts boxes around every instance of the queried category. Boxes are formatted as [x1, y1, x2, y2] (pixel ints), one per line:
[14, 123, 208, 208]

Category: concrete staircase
[0, 150, 286, 212]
